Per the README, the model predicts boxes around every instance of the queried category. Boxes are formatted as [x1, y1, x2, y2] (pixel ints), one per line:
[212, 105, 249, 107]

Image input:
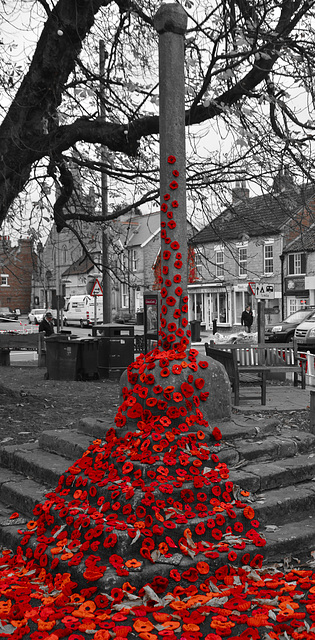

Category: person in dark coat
[39, 312, 55, 336]
[241, 305, 253, 333]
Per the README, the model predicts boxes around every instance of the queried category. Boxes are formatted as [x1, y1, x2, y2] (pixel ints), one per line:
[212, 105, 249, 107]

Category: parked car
[265, 307, 315, 343]
[294, 310, 315, 350]
[0, 307, 20, 321]
[28, 308, 56, 325]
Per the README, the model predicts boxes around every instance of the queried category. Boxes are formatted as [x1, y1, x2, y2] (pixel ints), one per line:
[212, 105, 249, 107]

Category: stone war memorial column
[154, 3, 189, 352]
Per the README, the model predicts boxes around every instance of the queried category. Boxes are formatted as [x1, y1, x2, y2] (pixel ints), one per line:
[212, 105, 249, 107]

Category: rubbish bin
[190, 320, 201, 342]
[136, 311, 144, 325]
[45, 335, 81, 380]
[78, 338, 99, 380]
[96, 324, 134, 380]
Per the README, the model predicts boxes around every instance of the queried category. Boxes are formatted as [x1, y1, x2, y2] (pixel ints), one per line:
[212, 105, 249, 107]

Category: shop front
[188, 283, 231, 331]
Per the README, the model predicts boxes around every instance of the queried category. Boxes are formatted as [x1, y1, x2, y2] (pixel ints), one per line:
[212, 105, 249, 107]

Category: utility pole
[99, 39, 111, 324]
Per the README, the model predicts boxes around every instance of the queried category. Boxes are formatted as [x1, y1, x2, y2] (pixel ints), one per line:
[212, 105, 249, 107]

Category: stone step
[0, 416, 315, 572]
[78, 414, 281, 441]
[0, 442, 75, 488]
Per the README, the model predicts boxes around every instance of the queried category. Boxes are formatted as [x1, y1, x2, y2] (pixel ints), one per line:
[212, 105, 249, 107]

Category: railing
[298, 350, 315, 387]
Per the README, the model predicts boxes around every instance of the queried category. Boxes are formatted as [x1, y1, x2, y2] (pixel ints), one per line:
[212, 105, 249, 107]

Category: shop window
[238, 246, 247, 276]
[264, 243, 274, 274]
[0, 274, 9, 287]
[288, 253, 306, 275]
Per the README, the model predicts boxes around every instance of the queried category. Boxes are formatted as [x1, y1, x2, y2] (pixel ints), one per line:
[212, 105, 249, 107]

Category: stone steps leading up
[0, 413, 314, 568]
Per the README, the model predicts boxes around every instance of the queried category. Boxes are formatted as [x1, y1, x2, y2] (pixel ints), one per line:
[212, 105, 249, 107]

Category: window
[0, 274, 9, 287]
[215, 249, 224, 277]
[130, 249, 138, 272]
[264, 244, 274, 274]
[238, 246, 247, 276]
[122, 282, 129, 308]
[288, 253, 306, 275]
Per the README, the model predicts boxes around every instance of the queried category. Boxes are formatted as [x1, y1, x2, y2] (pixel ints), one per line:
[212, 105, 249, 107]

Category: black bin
[190, 320, 201, 342]
[45, 335, 81, 380]
[95, 324, 134, 380]
[79, 337, 99, 380]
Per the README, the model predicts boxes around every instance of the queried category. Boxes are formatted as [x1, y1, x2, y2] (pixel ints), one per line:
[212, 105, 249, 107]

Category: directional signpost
[255, 283, 275, 299]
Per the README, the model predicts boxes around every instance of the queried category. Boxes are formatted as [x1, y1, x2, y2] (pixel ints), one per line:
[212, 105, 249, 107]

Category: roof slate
[191, 185, 315, 244]
[283, 224, 315, 253]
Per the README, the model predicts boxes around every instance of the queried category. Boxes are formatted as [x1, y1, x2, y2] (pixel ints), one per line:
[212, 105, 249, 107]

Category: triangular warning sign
[91, 279, 103, 296]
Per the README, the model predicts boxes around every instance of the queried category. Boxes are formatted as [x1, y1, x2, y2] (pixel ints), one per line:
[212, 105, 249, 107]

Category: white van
[63, 295, 103, 327]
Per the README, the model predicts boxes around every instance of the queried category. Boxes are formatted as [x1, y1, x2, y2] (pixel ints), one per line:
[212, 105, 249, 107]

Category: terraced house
[189, 179, 315, 333]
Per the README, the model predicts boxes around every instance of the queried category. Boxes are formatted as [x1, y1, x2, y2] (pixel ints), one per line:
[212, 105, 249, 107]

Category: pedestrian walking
[241, 305, 253, 333]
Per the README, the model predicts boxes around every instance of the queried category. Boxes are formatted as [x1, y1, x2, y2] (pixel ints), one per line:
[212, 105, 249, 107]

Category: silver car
[28, 308, 55, 325]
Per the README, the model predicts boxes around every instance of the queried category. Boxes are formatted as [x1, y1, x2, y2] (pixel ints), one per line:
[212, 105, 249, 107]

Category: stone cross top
[154, 3, 189, 352]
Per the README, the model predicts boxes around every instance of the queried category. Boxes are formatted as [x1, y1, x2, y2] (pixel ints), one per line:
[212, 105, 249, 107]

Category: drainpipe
[280, 253, 285, 320]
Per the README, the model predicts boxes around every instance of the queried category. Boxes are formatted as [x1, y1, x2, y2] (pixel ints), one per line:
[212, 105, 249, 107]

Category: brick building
[0, 237, 35, 313]
[189, 182, 315, 332]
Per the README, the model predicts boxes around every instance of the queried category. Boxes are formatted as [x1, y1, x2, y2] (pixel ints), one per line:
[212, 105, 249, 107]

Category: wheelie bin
[45, 335, 81, 380]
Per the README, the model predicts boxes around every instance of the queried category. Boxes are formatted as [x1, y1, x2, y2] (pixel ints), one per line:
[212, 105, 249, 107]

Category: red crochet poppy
[171, 241, 180, 251]
[173, 309, 181, 319]
[195, 378, 205, 390]
[172, 200, 179, 208]
[173, 274, 181, 283]
[166, 296, 176, 306]
[163, 250, 171, 260]
[172, 169, 179, 177]
[175, 286, 183, 296]
[168, 322, 177, 332]
[169, 181, 178, 190]
[161, 203, 168, 212]
[174, 260, 182, 268]
[165, 279, 172, 287]
[161, 229, 167, 239]
[164, 193, 170, 200]
[212, 426, 222, 441]
[168, 220, 177, 229]
[167, 211, 173, 219]
[168, 155, 176, 163]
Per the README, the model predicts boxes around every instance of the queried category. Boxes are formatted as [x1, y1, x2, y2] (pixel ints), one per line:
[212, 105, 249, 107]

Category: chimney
[232, 179, 249, 204]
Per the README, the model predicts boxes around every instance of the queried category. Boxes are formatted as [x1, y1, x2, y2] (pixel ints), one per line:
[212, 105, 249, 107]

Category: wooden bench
[0, 332, 46, 367]
[205, 342, 306, 406]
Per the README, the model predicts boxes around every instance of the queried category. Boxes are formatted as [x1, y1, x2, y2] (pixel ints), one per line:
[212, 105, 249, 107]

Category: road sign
[248, 282, 256, 295]
[91, 279, 103, 296]
[256, 283, 275, 299]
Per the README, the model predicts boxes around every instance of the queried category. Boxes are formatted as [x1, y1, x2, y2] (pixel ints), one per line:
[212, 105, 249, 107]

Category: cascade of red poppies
[158, 156, 190, 353]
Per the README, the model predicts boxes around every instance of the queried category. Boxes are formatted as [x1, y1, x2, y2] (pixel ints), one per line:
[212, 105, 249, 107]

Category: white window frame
[130, 249, 138, 272]
[215, 247, 224, 277]
[0, 274, 9, 287]
[121, 282, 129, 309]
[288, 252, 306, 275]
[264, 242, 274, 275]
[238, 246, 248, 277]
